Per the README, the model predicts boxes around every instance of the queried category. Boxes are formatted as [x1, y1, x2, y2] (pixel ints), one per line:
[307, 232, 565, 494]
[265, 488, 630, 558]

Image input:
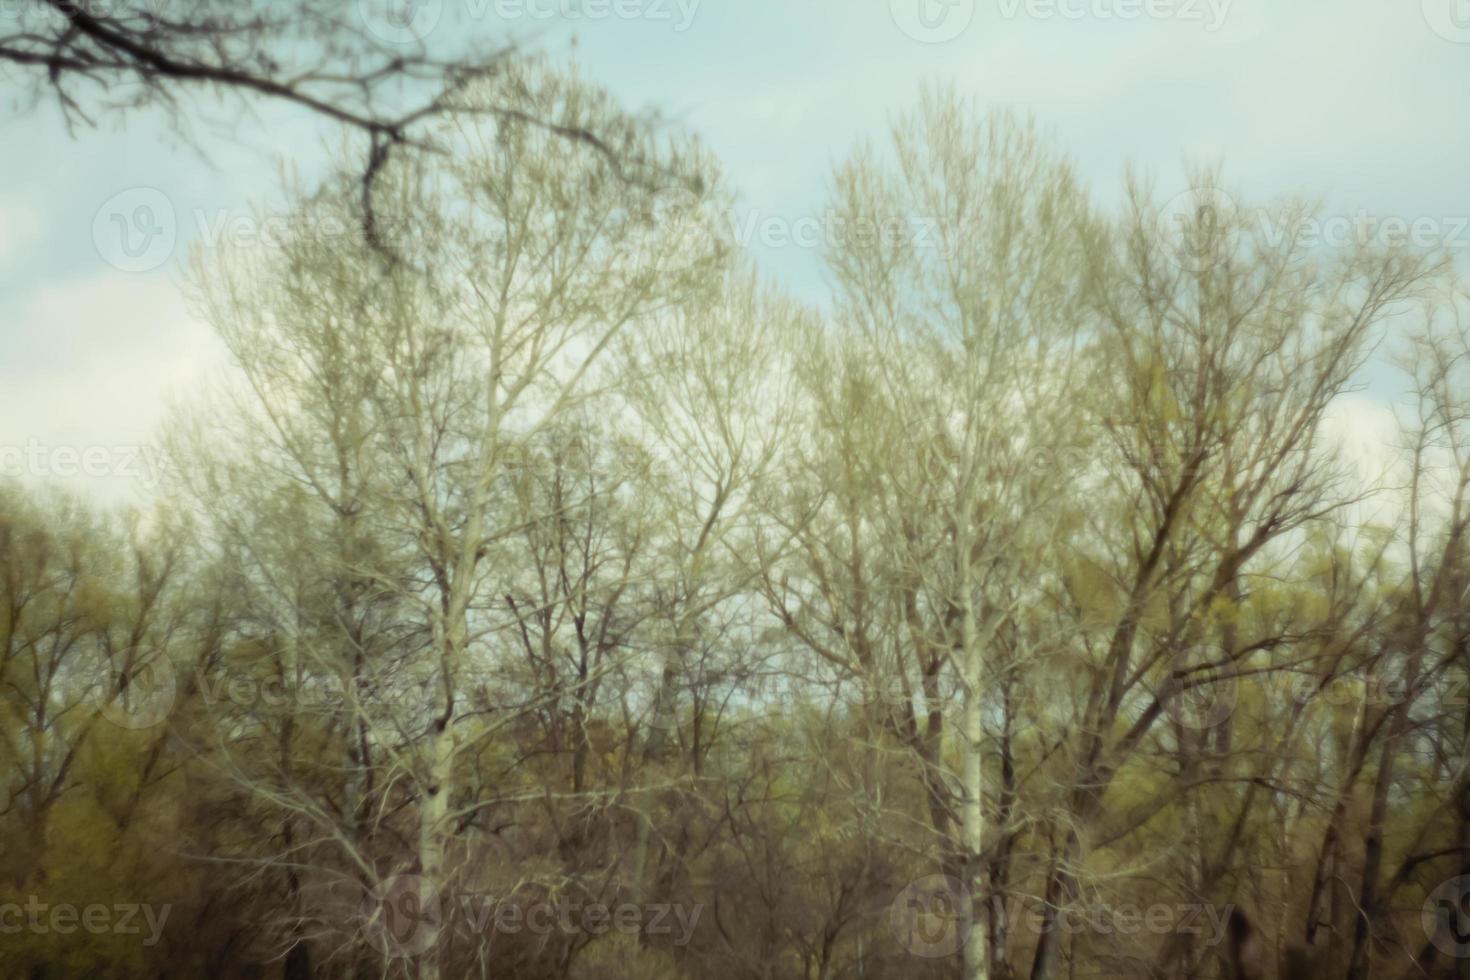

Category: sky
[1, 0, 1467, 501]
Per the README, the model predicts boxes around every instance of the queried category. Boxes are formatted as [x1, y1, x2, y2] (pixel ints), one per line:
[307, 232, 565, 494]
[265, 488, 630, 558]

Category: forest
[3, 40, 1470, 980]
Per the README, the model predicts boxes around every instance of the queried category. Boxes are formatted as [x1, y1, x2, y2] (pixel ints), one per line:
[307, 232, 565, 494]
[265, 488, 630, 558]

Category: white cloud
[2, 0, 1466, 508]
[1319, 395, 1412, 533]
[0, 273, 225, 504]
[0, 196, 43, 266]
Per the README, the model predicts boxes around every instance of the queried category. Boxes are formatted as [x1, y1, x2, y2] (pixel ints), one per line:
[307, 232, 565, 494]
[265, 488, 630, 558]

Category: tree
[176, 59, 727, 979]
[1, 2, 672, 260]
[9, 71, 1470, 980]
[771, 91, 1097, 980]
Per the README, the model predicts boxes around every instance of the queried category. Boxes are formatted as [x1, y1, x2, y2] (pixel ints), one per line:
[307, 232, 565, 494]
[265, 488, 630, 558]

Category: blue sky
[1, 0, 1467, 499]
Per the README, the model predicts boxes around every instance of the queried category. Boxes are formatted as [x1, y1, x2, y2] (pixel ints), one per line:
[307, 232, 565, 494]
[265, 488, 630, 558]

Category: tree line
[4, 61, 1470, 980]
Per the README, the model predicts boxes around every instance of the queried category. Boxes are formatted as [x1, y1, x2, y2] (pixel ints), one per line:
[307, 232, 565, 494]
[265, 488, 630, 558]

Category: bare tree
[1, 2, 676, 259]
[177, 60, 727, 980]
[768, 91, 1098, 980]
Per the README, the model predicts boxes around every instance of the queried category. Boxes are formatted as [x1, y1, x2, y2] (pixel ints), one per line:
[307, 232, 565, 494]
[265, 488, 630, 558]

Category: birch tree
[772, 91, 1098, 980]
[179, 59, 726, 980]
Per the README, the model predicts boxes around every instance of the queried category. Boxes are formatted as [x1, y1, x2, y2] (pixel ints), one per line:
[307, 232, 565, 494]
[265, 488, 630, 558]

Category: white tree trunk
[959, 569, 989, 980]
[417, 720, 455, 980]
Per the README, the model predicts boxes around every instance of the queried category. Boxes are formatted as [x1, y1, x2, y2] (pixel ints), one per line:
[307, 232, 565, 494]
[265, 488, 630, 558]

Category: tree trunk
[417, 720, 455, 980]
